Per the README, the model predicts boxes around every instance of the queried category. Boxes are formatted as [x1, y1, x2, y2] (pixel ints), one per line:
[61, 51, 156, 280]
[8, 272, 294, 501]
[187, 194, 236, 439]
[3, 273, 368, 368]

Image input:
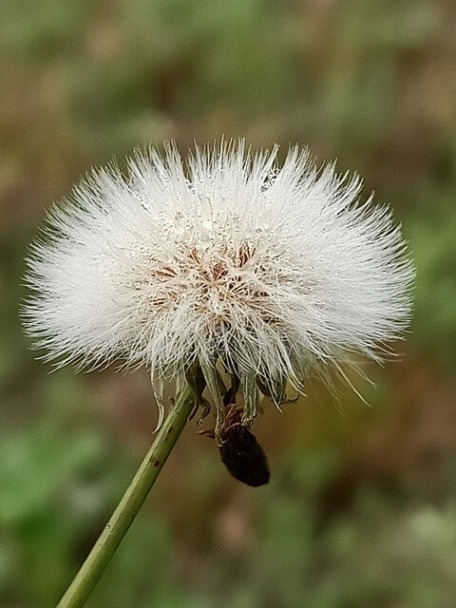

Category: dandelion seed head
[24, 140, 413, 399]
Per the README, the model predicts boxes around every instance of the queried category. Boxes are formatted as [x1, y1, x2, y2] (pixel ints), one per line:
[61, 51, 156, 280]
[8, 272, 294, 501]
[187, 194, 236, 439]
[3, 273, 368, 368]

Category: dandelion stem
[55, 382, 194, 608]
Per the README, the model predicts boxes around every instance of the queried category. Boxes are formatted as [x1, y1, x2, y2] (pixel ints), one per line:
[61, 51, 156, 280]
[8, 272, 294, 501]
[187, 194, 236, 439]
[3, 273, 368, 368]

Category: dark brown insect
[219, 424, 270, 487]
[199, 383, 270, 487]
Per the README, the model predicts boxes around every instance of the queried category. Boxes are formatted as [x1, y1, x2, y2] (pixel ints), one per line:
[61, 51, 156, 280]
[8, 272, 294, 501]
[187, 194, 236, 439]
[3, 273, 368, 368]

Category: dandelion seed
[23, 140, 413, 483]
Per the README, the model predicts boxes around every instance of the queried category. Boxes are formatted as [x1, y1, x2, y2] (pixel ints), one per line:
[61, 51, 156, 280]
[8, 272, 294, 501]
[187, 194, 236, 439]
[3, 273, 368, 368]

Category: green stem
[56, 383, 194, 608]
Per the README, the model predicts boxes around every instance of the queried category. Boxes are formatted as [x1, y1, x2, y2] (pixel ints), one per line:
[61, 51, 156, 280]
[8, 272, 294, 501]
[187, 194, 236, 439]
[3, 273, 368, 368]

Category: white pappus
[23, 140, 414, 437]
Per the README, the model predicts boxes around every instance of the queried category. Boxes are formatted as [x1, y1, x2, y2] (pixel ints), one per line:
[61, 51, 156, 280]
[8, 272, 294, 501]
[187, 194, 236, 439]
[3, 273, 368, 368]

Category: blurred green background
[1, 1, 456, 607]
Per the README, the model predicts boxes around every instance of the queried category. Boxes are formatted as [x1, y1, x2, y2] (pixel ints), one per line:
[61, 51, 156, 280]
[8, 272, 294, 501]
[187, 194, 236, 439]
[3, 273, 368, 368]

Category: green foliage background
[1, 1, 456, 607]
